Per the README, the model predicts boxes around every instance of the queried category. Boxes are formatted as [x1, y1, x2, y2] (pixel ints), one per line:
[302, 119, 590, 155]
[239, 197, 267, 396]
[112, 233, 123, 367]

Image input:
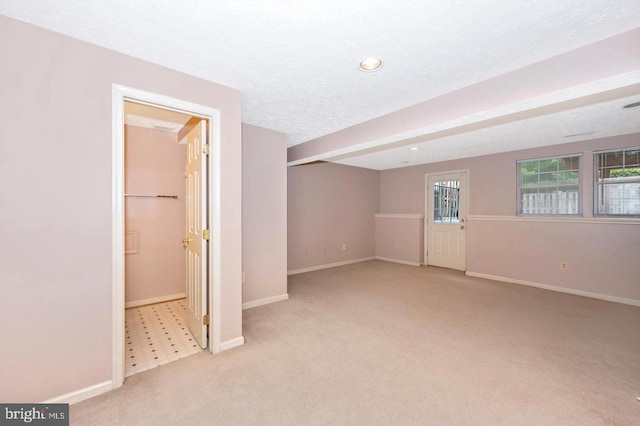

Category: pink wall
[467, 220, 640, 300]
[0, 17, 243, 402]
[242, 124, 288, 304]
[379, 133, 640, 302]
[125, 125, 186, 303]
[288, 163, 379, 271]
[375, 216, 423, 265]
[380, 133, 640, 215]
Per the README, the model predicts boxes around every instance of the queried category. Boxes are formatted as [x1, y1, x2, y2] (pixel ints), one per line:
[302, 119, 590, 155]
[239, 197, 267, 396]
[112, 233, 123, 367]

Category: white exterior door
[425, 171, 467, 271]
[184, 120, 208, 348]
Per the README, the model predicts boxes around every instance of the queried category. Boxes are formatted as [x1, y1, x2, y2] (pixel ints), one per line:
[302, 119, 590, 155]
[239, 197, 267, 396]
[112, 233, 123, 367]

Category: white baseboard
[42, 380, 113, 405]
[287, 257, 375, 275]
[125, 293, 186, 308]
[243, 293, 289, 310]
[375, 256, 421, 267]
[42, 337, 245, 404]
[220, 336, 245, 351]
[466, 271, 640, 307]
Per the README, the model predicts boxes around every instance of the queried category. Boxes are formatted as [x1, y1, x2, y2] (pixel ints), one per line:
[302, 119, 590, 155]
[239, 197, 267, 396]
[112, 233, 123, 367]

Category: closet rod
[125, 194, 178, 199]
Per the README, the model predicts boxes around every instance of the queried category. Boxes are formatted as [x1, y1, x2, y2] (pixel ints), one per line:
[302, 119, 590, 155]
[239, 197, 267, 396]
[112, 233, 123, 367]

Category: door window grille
[433, 180, 460, 223]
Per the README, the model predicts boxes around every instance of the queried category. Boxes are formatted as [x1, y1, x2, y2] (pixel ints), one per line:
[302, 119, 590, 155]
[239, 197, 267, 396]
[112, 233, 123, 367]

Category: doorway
[424, 170, 468, 271]
[112, 85, 222, 389]
[123, 101, 207, 376]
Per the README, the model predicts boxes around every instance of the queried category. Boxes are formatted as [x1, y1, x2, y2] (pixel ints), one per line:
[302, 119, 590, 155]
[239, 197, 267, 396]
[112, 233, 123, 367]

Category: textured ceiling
[2, 1, 640, 168]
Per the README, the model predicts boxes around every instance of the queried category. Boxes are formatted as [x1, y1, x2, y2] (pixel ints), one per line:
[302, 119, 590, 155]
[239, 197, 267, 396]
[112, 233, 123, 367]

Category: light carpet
[71, 260, 640, 425]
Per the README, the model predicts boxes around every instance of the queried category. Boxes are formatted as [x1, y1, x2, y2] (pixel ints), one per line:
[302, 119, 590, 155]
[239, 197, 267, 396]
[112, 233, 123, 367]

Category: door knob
[460, 225, 465, 230]
[182, 237, 193, 248]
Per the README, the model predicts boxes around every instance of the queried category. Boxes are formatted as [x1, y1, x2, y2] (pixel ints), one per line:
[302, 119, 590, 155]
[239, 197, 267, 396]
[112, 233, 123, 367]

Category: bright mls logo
[1, 404, 68, 425]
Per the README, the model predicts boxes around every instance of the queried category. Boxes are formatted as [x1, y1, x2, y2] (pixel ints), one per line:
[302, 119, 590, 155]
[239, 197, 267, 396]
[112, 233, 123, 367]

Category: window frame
[593, 146, 640, 218]
[516, 153, 583, 217]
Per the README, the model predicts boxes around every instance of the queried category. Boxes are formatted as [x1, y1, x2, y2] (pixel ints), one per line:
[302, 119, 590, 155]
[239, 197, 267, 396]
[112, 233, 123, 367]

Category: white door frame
[111, 84, 222, 389]
[424, 169, 469, 269]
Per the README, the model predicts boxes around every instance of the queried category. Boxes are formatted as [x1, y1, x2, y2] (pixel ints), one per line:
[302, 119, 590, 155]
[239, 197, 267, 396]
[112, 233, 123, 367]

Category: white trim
[375, 213, 425, 219]
[111, 85, 125, 390]
[287, 257, 376, 275]
[424, 174, 428, 267]
[112, 85, 223, 392]
[220, 336, 245, 351]
[375, 256, 421, 267]
[125, 293, 186, 309]
[467, 215, 639, 225]
[288, 71, 640, 166]
[466, 271, 640, 307]
[242, 294, 289, 310]
[208, 112, 223, 355]
[42, 381, 112, 405]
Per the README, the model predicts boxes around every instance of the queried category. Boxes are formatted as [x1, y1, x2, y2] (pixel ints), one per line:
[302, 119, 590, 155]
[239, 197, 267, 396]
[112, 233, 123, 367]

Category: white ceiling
[331, 95, 640, 170]
[2, 0, 640, 168]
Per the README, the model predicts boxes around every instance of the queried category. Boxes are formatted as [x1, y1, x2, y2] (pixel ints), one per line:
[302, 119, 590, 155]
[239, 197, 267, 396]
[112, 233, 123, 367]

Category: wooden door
[184, 120, 208, 348]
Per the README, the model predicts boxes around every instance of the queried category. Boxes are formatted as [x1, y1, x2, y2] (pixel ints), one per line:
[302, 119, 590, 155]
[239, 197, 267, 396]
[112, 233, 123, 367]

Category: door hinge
[203, 144, 210, 155]
[203, 229, 210, 241]
[203, 314, 210, 326]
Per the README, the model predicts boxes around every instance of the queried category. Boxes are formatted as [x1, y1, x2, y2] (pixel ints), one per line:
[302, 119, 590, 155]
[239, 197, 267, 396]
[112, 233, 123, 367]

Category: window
[433, 179, 460, 223]
[595, 147, 640, 217]
[517, 155, 581, 215]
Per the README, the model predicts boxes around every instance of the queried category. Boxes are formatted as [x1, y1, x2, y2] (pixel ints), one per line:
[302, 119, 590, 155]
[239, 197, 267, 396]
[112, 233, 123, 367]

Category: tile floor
[125, 298, 202, 377]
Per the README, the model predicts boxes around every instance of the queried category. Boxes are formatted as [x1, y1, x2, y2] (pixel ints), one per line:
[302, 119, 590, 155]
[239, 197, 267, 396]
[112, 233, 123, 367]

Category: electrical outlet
[560, 261, 568, 270]
[304, 248, 308, 255]
[342, 243, 347, 250]
[394, 242, 400, 249]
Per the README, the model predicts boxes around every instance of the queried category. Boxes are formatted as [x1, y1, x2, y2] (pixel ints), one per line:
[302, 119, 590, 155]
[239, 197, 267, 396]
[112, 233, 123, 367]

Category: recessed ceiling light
[623, 101, 640, 109]
[409, 147, 419, 151]
[359, 57, 382, 72]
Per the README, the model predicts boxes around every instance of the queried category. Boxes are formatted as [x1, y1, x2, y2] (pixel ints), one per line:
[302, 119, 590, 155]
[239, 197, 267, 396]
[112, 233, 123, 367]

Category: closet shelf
[125, 194, 178, 199]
